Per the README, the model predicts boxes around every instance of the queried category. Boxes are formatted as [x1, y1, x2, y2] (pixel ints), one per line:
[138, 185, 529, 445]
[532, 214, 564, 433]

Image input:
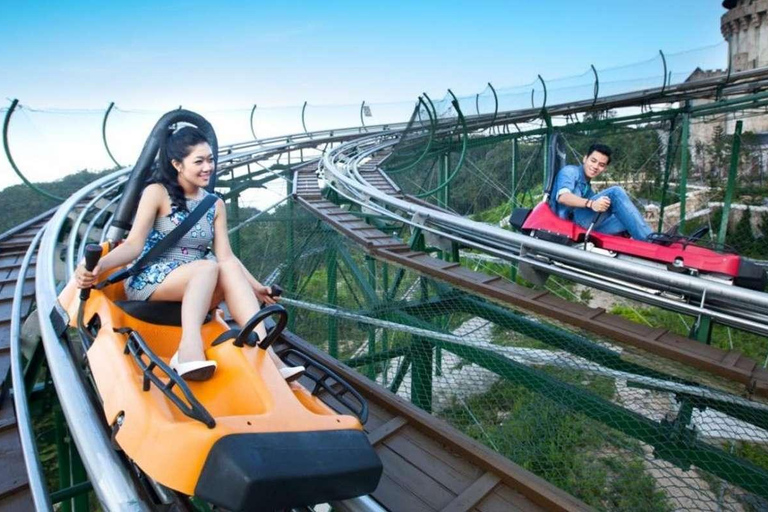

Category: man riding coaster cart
[509, 133, 767, 291]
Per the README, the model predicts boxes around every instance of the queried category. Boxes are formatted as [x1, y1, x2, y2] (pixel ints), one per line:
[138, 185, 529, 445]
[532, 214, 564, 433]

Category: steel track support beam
[326, 235, 338, 359]
[366, 255, 377, 379]
[381, 263, 390, 383]
[718, 120, 743, 247]
[678, 109, 691, 232]
[228, 192, 241, 258]
[286, 187, 296, 331]
[410, 335, 434, 413]
[658, 116, 679, 232]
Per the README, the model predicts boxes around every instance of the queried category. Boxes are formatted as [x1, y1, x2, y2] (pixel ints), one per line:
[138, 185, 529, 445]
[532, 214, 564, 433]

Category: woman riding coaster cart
[74, 124, 304, 382]
[61, 111, 382, 511]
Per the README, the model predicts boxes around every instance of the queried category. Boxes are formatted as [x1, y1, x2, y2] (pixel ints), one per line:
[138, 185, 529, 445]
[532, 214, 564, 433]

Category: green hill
[0, 169, 115, 235]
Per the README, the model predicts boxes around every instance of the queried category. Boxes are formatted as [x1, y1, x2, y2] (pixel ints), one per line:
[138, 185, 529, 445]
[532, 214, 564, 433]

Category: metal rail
[35, 167, 149, 511]
[16, 61, 768, 511]
[214, 63, 768, 171]
[10, 229, 52, 511]
[320, 135, 768, 338]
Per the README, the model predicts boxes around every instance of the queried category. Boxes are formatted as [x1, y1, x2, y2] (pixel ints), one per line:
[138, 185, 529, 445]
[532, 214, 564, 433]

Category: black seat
[115, 300, 213, 326]
[545, 132, 568, 201]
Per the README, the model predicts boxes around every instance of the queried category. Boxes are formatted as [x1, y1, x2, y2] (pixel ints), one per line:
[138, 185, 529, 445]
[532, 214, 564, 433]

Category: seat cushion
[115, 300, 212, 326]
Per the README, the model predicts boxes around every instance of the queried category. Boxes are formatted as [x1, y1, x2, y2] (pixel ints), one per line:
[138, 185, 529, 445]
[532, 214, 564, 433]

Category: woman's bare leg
[150, 260, 218, 363]
[217, 259, 267, 337]
[216, 259, 290, 368]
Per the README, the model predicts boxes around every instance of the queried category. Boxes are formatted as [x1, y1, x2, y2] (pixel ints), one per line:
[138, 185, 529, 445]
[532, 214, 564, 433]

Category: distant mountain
[0, 169, 115, 235]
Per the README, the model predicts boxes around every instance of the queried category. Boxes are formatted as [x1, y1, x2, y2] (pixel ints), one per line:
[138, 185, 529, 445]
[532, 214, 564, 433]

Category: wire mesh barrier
[234, 200, 768, 511]
[8, 39, 768, 511]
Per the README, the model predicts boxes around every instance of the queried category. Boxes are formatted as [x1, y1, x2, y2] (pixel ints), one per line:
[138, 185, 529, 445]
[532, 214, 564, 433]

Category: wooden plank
[0, 488, 35, 512]
[0, 398, 17, 432]
[720, 350, 743, 368]
[476, 487, 542, 512]
[372, 472, 436, 512]
[384, 425, 482, 492]
[441, 472, 500, 512]
[364, 402, 393, 432]
[368, 416, 408, 445]
[376, 445, 456, 510]
[0, 280, 34, 301]
[281, 303, 589, 512]
[0, 426, 30, 498]
[0, 356, 10, 399]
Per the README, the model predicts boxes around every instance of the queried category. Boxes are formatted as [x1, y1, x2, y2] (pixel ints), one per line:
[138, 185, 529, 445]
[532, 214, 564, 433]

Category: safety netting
[231, 197, 768, 511]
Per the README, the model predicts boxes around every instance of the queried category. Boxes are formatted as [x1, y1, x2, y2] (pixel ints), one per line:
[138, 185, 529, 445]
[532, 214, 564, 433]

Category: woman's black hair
[152, 125, 211, 212]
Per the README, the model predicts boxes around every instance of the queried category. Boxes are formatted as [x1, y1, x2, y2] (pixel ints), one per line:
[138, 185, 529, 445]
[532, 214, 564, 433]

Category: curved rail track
[7, 62, 768, 510]
[7, 133, 592, 510]
[0, 208, 56, 511]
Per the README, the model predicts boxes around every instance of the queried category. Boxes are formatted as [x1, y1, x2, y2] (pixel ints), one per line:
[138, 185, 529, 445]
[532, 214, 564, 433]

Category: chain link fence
[233, 199, 768, 511]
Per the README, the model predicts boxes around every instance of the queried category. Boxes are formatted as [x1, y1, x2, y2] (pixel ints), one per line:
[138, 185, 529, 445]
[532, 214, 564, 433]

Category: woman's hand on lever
[75, 262, 101, 289]
[255, 284, 278, 306]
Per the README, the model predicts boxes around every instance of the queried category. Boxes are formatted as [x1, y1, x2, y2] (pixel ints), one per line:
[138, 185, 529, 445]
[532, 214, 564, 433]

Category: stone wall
[722, 0, 768, 134]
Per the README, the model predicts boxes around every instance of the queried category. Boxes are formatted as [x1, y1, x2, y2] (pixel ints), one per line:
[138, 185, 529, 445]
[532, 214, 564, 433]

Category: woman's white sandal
[170, 353, 217, 381]
[279, 366, 305, 383]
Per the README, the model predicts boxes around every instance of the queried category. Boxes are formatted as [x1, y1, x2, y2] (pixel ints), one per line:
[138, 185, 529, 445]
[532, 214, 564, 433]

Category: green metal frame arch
[101, 102, 121, 168]
[415, 97, 468, 199]
[301, 101, 312, 138]
[360, 101, 369, 132]
[590, 65, 600, 108]
[422, 92, 438, 121]
[531, 75, 548, 111]
[2, 99, 64, 202]
[385, 97, 437, 174]
[488, 82, 499, 126]
[249, 104, 258, 140]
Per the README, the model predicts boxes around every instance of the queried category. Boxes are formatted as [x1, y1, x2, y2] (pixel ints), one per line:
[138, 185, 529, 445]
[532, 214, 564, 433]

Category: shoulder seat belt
[97, 193, 218, 289]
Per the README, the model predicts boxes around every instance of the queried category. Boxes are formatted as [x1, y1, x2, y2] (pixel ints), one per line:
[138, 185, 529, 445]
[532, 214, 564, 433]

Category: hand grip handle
[80, 244, 102, 301]
[269, 284, 283, 298]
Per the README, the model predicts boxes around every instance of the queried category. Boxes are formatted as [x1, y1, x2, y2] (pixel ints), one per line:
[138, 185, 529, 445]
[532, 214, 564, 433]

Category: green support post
[55, 407, 72, 512]
[228, 192, 241, 258]
[286, 187, 296, 331]
[678, 111, 691, 232]
[541, 110, 553, 185]
[658, 117, 678, 232]
[411, 230, 434, 411]
[51, 483, 92, 506]
[692, 315, 714, 345]
[389, 353, 411, 395]
[718, 121, 743, 247]
[381, 263, 389, 384]
[327, 239, 338, 358]
[511, 137, 519, 204]
[366, 255, 377, 379]
[410, 336, 433, 413]
[510, 137, 519, 282]
[438, 152, 450, 209]
[71, 445, 89, 512]
[543, 131, 551, 185]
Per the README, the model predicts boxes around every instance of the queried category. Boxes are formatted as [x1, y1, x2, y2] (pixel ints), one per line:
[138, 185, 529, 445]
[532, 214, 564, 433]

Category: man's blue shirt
[551, 164, 594, 219]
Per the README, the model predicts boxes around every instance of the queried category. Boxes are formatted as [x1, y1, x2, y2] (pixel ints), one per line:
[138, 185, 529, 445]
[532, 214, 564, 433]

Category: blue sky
[1, 0, 726, 109]
[0, 1, 728, 188]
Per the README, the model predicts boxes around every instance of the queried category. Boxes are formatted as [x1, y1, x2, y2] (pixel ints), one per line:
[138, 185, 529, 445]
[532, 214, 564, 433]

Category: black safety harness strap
[97, 193, 218, 289]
